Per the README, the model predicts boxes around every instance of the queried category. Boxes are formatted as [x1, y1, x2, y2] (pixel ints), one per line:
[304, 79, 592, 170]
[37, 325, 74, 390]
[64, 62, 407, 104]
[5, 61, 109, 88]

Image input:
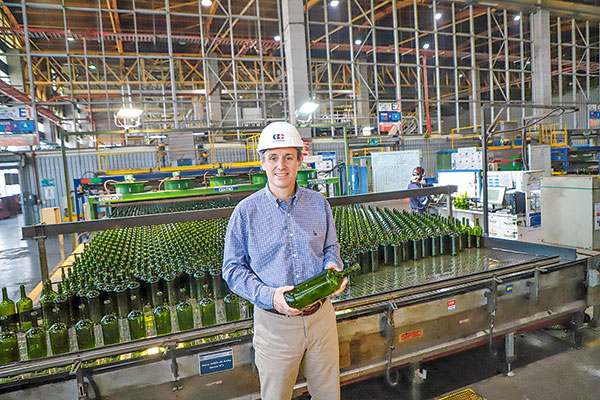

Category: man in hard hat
[222, 121, 346, 400]
[407, 166, 432, 213]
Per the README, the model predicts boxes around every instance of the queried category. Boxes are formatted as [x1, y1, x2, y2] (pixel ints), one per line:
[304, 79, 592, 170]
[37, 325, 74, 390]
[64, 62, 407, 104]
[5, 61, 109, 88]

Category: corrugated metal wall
[23, 150, 155, 224]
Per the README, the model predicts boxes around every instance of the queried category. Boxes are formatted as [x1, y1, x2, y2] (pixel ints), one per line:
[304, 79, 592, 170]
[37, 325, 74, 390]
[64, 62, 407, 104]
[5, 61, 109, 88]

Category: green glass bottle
[0, 287, 17, 332]
[0, 316, 20, 364]
[100, 300, 120, 345]
[49, 320, 70, 355]
[199, 296, 216, 327]
[283, 264, 360, 310]
[473, 218, 483, 248]
[16, 285, 33, 331]
[39, 281, 57, 328]
[223, 293, 241, 322]
[153, 292, 172, 335]
[26, 311, 48, 360]
[176, 300, 194, 332]
[75, 304, 95, 351]
[86, 290, 102, 324]
[53, 283, 70, 328]
[127, 295, 146, 341]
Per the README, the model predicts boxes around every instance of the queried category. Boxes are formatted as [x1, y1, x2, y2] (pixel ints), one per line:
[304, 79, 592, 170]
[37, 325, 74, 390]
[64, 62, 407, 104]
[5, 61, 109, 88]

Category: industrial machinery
[2, 186, 598, 400]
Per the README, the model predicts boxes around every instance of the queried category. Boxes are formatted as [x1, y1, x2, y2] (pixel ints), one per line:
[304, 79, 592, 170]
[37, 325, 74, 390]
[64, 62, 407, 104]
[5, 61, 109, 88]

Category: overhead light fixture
[67, 36, 75, 42]
[149, 135, 167, 140]
[88, 64, 96, 70]
[179, 41, 186, 45]
[354, 39, 362, 45]
[513, 15, 521, 21]
[422, 43, 430, 50]
[201, 0, 212, 6]
[296, 101, 319, 123]
[458, 73, 464, 78]
[435, 12, 442, 20]
[116, 108, 144, 119]
[330, 0, 340, 6]
[274, 35, 281, 42]
[115, 108, 144, 131]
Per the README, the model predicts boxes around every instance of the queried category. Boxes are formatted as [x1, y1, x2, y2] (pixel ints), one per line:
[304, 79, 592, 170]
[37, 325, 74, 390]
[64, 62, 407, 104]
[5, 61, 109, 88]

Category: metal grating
[335, 247, 541, 302]
[438, 388, 486, 400]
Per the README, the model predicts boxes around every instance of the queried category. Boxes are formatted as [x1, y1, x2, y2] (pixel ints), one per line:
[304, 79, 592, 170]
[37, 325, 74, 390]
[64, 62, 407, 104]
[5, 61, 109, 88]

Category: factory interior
[0, 0, 600, 399]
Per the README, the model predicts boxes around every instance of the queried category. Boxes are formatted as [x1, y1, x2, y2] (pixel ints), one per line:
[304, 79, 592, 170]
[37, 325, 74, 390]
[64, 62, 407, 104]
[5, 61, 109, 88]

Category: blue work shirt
[222, 185, 342, 310]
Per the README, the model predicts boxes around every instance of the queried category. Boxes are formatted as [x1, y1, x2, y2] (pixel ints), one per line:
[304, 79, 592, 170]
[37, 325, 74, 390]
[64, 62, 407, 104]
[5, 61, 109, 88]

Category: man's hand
[328, 265, 348, 297]
[273, 286, 301, 316]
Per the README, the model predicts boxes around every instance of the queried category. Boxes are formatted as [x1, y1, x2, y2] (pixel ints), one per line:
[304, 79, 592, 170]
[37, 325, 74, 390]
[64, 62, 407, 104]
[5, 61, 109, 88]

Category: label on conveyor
[199, 348, 234, 375]
[214, 186, 237, 193]
[96, 194, 123, 202]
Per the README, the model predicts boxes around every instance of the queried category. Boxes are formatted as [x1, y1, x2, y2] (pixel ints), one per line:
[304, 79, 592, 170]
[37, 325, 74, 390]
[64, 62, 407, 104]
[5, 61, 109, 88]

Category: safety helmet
[412, 166, 425, 177]
[257, 122, 303, 152]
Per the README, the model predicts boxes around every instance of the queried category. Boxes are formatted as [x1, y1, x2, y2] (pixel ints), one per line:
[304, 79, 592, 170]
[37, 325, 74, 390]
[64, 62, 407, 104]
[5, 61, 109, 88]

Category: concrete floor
[0, 214, 72, 301]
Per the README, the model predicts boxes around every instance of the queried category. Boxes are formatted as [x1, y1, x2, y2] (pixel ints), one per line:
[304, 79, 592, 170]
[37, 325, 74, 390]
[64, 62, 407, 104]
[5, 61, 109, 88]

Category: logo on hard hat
[272, 133, 285, 141]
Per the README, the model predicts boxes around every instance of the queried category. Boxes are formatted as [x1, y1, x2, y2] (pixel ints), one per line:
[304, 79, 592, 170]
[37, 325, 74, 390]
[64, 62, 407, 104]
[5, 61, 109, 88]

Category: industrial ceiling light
[434, 12, 442, 20]
[115, 108, 144, 131]
[274, 35, 281, 41]
[330, 0, 340, 6]
[201, 0, 212, 6]
[458, 73, 464, 78]
[354, 38, 362, 45]
[88, 64, 96, 70]
[296, 101, 319, 123]
[422, 43, 430, 50]
[513, 15, 521, 21]
[67, 36, 75, 42]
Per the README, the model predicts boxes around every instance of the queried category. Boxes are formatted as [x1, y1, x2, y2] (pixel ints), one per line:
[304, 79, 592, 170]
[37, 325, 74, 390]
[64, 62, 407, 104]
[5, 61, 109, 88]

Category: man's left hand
[327, 265, 348, 297]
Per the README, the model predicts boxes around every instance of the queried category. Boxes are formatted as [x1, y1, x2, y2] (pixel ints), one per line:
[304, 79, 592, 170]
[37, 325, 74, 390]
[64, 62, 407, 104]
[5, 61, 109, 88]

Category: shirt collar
[263, 183, 300, 208]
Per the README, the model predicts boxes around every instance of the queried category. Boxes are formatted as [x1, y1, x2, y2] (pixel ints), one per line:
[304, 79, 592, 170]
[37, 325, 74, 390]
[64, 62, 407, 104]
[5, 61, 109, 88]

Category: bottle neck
[20, 285, 27, 298]
[2, 287, 7, 300]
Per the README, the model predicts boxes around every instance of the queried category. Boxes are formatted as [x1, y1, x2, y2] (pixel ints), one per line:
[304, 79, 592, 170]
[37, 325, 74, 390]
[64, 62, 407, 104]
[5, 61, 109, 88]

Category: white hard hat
[257, 122, 303, 151]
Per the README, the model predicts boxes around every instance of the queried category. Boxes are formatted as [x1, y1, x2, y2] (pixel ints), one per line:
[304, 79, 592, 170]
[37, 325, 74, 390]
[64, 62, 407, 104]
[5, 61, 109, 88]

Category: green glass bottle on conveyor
[473, 218, 483, 248]
[127, 294, 146, 341]
[75, 304, 96, 351]
[16, 284, 33, 331]
[176, 299, 194, 332]
[100, 300, 120, 345]
[26, 311, 48, 360]
[53, 283, 70, 328]
[284, 264, 360, 311]
[0, 316, 20, 364]
[49, 313, 70, 356]
[153, 291, 172, 335]
[0, 287, 17, 333]
[223, 293, 241, 322]
[40, 281, 57, 328]
[199, 296, 217, 327]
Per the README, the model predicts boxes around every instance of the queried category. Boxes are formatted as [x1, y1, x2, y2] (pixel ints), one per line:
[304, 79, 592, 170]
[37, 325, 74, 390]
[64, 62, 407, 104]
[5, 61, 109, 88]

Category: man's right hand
[273, 286, 301, 316]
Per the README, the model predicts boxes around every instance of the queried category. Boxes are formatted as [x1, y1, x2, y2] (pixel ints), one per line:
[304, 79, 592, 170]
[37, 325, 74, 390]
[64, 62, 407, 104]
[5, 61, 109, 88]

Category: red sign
[399, 328, 424, 342]
[302, 139, 310, 157]
[448, 299, 456, 311]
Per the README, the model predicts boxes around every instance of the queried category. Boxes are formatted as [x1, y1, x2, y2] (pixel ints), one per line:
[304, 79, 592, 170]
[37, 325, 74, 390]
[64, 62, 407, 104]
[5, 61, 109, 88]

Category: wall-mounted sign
[589, 105, 600, 128]
[378, 102, 402, 133]
[42, 178, 56, 200]
[0, 106, 33, 120]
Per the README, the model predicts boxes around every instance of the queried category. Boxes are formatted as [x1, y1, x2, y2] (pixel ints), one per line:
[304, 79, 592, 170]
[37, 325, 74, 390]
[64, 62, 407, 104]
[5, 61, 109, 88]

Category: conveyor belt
[337, 246, 544, 302]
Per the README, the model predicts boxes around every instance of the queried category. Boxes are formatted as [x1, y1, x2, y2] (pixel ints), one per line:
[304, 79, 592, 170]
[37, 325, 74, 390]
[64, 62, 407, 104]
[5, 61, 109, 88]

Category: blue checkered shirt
[222, 185, 342, 310]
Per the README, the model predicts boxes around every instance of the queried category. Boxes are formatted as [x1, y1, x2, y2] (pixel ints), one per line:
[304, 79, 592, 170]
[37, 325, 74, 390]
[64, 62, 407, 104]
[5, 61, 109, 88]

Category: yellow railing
[451, 125, 481, 149]
[532, 123, 567, 147]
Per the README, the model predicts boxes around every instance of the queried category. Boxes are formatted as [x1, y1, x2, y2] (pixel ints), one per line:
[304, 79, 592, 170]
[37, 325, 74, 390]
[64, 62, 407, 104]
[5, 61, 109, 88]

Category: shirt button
[296, 274, 300, 278]
[287, 213, 290, 217]
[290, 233, 293, 237]
[293, 254, 297, 257]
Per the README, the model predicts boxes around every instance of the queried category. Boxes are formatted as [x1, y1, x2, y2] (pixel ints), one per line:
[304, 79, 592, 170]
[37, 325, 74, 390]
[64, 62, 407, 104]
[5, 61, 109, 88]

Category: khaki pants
[253, 298, 340, 400]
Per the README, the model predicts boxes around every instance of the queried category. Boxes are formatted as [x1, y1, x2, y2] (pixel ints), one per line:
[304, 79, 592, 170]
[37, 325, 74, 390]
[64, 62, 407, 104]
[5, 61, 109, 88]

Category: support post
[505, 332, 516, 377]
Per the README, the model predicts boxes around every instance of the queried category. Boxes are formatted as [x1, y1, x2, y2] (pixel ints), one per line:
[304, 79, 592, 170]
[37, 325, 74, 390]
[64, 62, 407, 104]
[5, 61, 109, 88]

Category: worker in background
[222, 121, 347, 400]
[408, 166, 432, 214]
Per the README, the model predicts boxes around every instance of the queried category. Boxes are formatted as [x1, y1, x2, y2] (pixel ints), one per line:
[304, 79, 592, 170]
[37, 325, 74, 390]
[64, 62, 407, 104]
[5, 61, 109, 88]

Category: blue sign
[0, 119, 34, 133]
[214, 186, 237, 192]
[198, 349, 234, 375]
[506, 284, 513, 293]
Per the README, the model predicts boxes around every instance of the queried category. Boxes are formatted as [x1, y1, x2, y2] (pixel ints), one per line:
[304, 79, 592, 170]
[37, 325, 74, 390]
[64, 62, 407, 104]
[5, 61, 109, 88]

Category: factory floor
[1, 210, 600, 399]
[0, 214, 72, 302]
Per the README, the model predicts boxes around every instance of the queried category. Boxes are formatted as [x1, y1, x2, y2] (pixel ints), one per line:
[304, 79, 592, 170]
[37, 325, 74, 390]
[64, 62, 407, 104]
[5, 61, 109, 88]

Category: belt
[265, 299, 326, 317]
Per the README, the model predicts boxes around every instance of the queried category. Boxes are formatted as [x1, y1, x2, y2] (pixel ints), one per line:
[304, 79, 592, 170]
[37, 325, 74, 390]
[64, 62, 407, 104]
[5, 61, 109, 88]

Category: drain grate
[438, 388, 486, 400]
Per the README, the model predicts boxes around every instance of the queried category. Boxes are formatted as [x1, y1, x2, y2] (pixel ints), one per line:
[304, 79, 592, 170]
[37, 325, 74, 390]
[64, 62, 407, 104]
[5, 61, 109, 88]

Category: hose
[102, 180, 119, 193]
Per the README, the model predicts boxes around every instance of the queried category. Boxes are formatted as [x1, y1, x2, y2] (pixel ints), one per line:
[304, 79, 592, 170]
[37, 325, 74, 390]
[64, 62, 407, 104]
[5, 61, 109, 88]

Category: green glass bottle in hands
[16, 285, 33, 331]
[283, 264, 359, 310]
